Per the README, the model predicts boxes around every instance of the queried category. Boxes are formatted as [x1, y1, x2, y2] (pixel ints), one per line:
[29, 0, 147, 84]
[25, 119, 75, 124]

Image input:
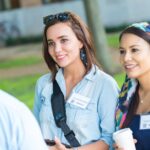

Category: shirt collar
[84, 65, 97, 81]
[55, 65, 98, 82]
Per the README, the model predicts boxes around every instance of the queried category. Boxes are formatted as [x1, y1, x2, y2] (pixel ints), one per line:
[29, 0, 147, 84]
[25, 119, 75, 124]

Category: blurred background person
[0, 89, 48, 150]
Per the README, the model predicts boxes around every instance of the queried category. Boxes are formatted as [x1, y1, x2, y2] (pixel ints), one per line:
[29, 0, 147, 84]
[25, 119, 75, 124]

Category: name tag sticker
[140, 114, 150, 130]
[67, 93, 90, 109]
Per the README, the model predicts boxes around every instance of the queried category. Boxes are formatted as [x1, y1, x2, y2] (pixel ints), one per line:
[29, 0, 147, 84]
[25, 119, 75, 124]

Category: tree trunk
[83, 0, 117, 74]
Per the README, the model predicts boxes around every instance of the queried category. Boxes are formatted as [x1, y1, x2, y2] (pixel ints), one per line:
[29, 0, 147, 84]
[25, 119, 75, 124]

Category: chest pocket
[39, 95, 59, 139]
[39, 95, 55, 124]
[68, 101, 98, 129]
[65, 101, 100, 144]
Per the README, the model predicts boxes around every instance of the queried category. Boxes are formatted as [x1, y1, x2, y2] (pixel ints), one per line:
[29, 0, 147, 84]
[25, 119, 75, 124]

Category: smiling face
[46, 22, 83, 69]
[119, 33, 150, 79]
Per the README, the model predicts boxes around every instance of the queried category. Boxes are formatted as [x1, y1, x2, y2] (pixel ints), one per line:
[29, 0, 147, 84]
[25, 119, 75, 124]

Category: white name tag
[140, 114, 150, 130]
[67, 93, 90, 109]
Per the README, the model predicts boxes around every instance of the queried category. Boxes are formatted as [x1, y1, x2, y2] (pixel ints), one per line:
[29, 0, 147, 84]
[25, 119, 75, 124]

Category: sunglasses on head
[43, 12, 70, 25]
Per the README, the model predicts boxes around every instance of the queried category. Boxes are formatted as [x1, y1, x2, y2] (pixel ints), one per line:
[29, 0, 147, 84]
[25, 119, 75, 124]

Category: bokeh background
[0, 0, 149, 109]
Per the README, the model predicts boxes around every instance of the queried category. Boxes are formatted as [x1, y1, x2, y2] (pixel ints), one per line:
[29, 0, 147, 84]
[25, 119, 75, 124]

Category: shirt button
[40, 96, 45, 103]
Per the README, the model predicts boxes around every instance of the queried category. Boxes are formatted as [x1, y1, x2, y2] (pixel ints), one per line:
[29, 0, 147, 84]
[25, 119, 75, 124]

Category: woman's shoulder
[96, 68, 117, 84]
[95, 68, 119, 95]
[36, 73, 52, 87]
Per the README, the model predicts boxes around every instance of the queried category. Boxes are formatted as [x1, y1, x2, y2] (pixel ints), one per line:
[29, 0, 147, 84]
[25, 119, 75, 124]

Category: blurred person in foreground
[115, 22, 150, 150]
[0, 89, 48, 150]
[33, 11, 119, 150]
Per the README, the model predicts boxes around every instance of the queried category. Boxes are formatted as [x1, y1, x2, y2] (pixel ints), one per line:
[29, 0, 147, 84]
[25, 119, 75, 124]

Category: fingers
[113, 143, 124, 150]
[54, 136, 66, 150]
[134, 139, 137, 144]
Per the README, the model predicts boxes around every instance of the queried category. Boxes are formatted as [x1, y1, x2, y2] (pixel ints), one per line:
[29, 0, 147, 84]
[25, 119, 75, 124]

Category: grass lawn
[0, 74, 42, 109]
[0, 56, 42, 69]
[0, 72, 125, 109]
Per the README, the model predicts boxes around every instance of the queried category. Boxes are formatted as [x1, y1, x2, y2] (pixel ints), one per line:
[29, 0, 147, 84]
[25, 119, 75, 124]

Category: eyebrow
[119, 44, 140, 49]
[47, 35, 68, 42]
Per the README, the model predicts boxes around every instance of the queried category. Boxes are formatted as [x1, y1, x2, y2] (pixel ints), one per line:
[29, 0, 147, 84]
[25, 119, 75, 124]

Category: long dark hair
[122, 84, 139, 128]
[43, 11, 100, 80]
[119, 26, 150, 128]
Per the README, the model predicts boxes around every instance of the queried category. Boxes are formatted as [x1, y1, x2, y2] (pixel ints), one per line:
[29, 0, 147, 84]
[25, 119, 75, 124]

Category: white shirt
[0, 90, 48, 150]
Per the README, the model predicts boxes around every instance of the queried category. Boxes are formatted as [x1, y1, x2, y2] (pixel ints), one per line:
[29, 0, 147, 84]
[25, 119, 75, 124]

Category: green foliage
[107, 32, 120, 48]
[114, 72, 125, 88]
[5, 35, 42, 46]
[0, 74, 42, 109]
[105, 24, 128, 33]
[0, 56, 42, 69]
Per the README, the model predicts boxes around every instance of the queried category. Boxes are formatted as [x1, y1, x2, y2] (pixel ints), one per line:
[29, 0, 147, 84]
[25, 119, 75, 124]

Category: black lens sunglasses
[43, 12, 70, 25]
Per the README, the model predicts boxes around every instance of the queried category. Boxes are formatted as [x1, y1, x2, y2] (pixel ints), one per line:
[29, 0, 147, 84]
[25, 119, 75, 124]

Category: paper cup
[113, 128, 136, 150]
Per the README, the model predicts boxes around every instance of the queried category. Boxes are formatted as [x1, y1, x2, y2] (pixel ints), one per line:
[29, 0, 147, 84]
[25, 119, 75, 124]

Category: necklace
[139, 89, 146, 104]
[139, 91, 150, 104]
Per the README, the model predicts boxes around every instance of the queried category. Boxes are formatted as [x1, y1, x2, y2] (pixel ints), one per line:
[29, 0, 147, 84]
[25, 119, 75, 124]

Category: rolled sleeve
[98, 76, 119, 147]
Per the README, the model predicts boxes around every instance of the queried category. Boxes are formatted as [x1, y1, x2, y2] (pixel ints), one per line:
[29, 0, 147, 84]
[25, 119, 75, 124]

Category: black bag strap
[51, 79, 80, 147]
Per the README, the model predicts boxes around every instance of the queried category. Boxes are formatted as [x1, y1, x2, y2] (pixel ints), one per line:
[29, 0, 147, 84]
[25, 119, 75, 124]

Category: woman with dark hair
[115, 22, 150, 150]
[34, 11, 119, 150]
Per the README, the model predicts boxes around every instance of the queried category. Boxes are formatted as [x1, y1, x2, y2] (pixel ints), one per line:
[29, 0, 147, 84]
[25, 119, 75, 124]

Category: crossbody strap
[51, 79, 80, 147]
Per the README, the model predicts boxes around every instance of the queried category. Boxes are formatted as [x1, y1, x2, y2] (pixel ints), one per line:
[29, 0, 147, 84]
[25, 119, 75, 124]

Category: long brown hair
[43, 11, 100, 80]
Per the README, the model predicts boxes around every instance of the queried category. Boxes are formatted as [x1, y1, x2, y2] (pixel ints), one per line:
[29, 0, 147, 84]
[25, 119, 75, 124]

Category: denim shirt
[34, 65, 119, 147]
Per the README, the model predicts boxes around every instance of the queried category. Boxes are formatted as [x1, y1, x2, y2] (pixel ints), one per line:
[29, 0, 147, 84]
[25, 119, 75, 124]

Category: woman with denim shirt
[115, 22, 150, 150]
[34, 11, 119, 150]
